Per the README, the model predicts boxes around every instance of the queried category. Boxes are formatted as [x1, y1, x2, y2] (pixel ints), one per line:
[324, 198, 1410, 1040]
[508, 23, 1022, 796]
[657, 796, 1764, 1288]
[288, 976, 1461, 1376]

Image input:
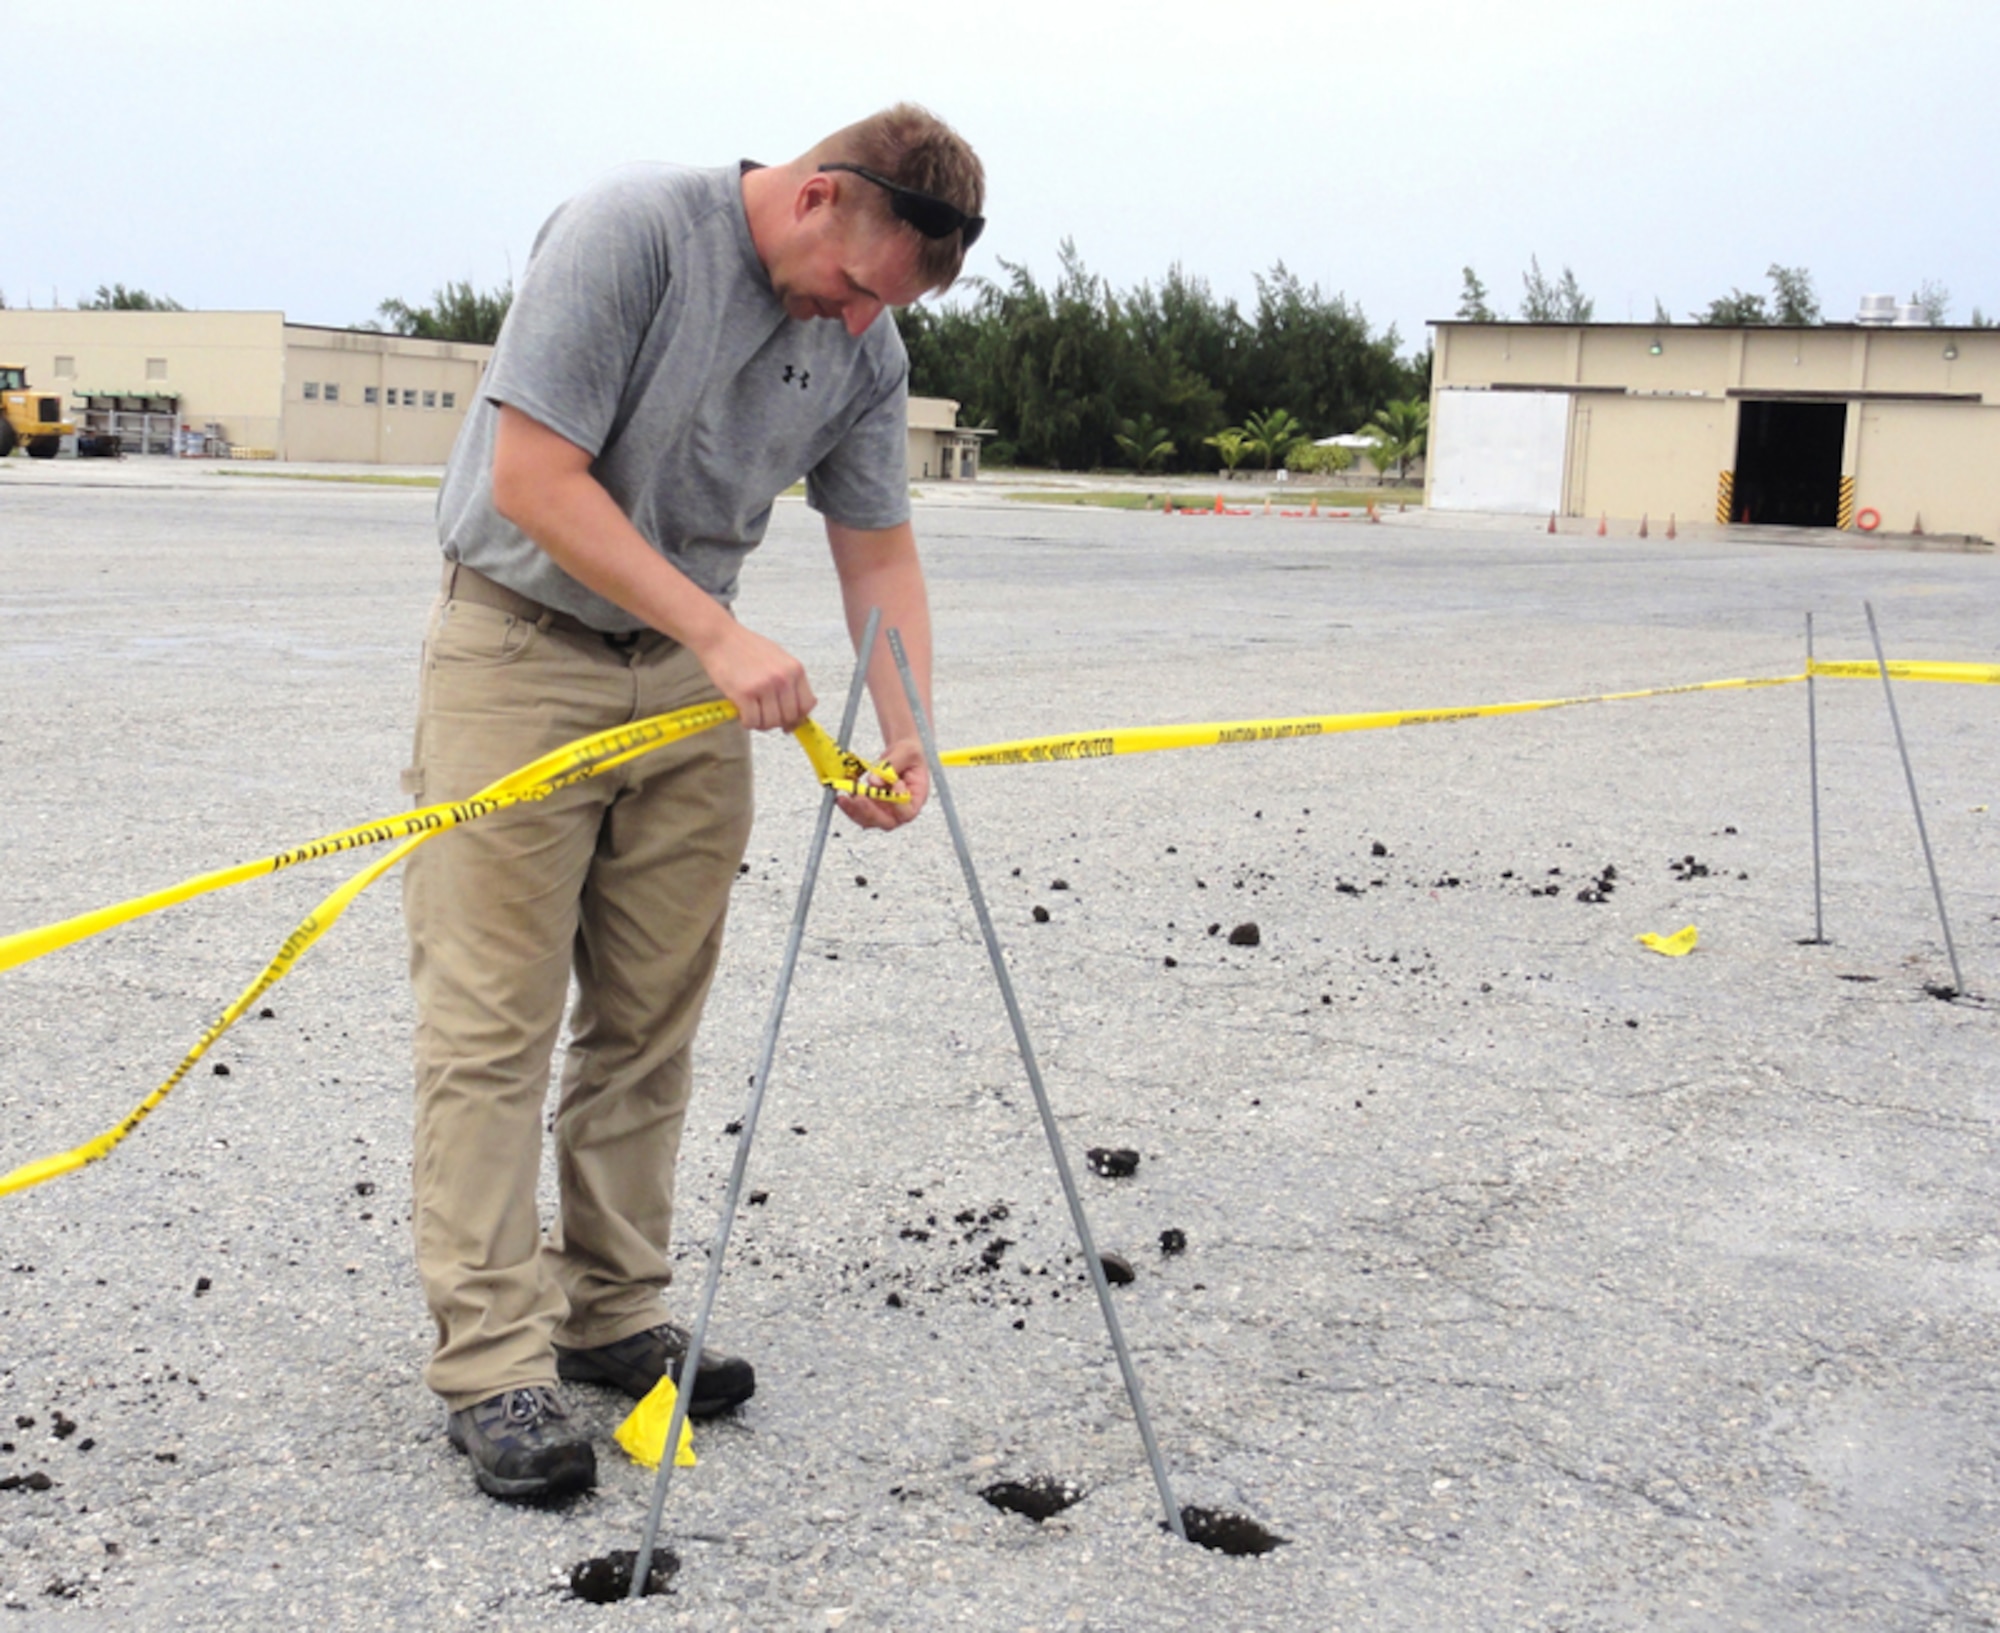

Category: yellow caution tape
[3, 657, 1990, 1197]
[1637, 925, 1700, 958]
[938, 660, 1995, 770]
[1, 701, 899, 1197]
[1, 702, 739, 978]
[939, 673, 1804, 767]
[613, 1376, 699, 1470]
[1807, 659, 2000, 685]
[790, 717, 907, 802]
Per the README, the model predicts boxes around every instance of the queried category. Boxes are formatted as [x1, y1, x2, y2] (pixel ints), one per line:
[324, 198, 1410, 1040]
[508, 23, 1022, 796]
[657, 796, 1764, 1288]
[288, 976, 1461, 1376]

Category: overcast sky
[9, 0, 1996, 353]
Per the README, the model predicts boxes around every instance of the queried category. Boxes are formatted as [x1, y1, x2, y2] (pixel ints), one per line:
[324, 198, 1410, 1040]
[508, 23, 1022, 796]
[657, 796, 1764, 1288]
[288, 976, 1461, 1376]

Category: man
[402, 105, 985, 1500]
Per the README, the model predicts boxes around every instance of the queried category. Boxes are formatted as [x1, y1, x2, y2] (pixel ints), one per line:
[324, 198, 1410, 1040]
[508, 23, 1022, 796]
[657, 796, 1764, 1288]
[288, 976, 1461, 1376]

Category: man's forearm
[491, 410, 733, 651]
[491, 405, 815, 728]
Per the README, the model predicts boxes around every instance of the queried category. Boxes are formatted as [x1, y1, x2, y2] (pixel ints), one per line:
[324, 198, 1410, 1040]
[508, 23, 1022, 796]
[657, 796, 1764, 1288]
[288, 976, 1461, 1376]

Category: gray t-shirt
[438, 163, 912, 632]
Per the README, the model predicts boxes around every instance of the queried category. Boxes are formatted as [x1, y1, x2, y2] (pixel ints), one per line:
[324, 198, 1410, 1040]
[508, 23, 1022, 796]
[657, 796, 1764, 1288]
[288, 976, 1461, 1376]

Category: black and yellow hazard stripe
[1716, 470, 1735, 525]
[1837, 474, 1856, 530]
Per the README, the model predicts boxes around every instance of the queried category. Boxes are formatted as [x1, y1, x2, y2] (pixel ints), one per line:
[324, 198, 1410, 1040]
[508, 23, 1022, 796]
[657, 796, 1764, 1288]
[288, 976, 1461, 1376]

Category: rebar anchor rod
[1865, 600, 1965, 996]
[888, 629, 1189, 1545]
[1807, 612, 1826, 945]
[626, 610, 884, 1600]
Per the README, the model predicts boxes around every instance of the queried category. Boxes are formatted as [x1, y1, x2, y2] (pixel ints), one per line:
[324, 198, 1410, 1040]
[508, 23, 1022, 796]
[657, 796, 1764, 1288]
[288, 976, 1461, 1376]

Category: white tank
[1894, 302, 1928, 326]
[1855, 294, 1899, 325]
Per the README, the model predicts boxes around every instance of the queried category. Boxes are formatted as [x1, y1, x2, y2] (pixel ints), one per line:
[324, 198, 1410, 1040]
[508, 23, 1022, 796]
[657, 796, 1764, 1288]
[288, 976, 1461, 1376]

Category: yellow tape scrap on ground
[4, 657, 1992, 1198]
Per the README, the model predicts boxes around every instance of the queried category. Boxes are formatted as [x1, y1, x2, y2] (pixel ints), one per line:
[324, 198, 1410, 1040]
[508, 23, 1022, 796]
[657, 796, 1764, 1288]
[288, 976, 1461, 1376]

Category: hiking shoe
[556, 1323, 756, 1416]
[445, 1386, 596, 1501]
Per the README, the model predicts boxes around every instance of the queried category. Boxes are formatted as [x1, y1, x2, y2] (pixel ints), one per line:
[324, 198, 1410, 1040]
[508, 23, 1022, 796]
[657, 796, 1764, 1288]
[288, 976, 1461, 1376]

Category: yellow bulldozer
[1, 364, 74, 458]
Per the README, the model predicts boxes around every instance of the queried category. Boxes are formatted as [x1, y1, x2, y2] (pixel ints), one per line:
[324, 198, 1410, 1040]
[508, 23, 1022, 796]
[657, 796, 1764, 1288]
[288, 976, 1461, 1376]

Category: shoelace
[500, 1386, 569, 1428]
[606, 1322, 692, 1359]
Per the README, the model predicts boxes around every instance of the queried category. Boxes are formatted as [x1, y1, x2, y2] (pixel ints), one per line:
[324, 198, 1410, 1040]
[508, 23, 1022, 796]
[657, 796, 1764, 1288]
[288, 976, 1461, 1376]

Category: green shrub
[1285, 443, 1355, 476]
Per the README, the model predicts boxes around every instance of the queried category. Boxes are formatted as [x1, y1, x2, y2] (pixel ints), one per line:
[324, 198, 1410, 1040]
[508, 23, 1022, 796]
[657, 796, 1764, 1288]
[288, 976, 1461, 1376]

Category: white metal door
[1430, 390, 1570, 514]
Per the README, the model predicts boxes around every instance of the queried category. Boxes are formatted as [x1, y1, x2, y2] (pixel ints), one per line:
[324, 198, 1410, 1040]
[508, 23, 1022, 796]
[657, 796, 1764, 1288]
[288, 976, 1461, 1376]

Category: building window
[423, 390, 437, 409]
[364, 385, 379, 405]
[53, 356, 76, 379]
[324, 382, 340, 404]
[441, 391, 456, 410]
[146, 357, 168, 381]
[303, 381, 320, 400]
[403, 389, 418, 407]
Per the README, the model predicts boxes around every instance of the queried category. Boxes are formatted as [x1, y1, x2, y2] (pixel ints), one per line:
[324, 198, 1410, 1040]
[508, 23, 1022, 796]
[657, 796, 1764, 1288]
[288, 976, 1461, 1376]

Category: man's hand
[837, 736, 928, 830]
[691, 622, 817, 732]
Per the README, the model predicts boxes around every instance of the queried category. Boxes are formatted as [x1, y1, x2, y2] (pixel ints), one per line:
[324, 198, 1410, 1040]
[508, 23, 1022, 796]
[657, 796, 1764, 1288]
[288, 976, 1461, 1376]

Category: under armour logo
[781, 364, 811, 390]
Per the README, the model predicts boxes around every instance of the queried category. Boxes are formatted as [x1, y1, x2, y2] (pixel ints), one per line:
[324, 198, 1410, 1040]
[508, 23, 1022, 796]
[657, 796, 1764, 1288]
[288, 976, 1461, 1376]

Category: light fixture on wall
[1943, 342, 1960, 361]
[1648, 337, 1663, 355]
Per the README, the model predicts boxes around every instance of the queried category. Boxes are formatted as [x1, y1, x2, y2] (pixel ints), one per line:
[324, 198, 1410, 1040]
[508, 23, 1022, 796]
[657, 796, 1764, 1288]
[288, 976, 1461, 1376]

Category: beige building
[907, 395, 991, 481]
[1426, 321, 1999, 540]
[0, 309, 491, 463]
[2, 312, 991, 478]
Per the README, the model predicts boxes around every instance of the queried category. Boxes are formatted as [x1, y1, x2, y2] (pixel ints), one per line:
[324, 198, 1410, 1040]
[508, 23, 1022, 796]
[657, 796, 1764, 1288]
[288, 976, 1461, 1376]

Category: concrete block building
[907, 395, 991, 481]
[1425, 320, 1999, 539]
[0, 310, 492, 463]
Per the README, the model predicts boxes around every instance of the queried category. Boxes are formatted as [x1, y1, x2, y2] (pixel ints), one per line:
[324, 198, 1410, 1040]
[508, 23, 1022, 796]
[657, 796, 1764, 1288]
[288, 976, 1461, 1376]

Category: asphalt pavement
[1, 462, 1996, 1630]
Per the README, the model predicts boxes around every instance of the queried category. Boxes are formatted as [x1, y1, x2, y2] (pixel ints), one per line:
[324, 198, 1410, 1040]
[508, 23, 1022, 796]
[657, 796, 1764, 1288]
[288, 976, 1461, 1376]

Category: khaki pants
[403, 586, 753, 1410]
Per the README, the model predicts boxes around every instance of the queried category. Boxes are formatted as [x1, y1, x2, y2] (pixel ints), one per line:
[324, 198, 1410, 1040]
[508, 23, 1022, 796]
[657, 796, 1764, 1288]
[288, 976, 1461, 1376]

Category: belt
[441, 561, 663, 651]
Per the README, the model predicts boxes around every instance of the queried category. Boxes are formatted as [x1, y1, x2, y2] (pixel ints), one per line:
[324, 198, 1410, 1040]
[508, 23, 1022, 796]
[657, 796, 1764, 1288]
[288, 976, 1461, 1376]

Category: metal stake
[887, 630, 1189, 1544]
[1864, 601, 1965, 996]
[1807, 613, 1827, 945]
[626, 611, 883, 1600]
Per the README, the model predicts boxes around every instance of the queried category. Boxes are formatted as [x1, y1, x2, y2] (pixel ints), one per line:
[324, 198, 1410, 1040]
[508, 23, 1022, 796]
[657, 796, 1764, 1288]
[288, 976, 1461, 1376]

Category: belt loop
[536, 609, 557, 633]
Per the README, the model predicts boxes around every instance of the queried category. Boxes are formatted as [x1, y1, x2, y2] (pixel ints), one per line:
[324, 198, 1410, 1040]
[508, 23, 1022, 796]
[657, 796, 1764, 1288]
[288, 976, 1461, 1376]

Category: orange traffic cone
[1638, 513, 1649, 538]
[1912, 512, 1925, 535]
[1263, 495, 1271, 516]
[1547, 511, 1558, 534]
[1666, 513, 1677, 539]
[1740, 505, 1750, 524]
[1367, 502, 1380, 523]
[1213, 494, 1223, 514]
[1309, 498, 1319, 517]
[1597, 513, 1608, 537]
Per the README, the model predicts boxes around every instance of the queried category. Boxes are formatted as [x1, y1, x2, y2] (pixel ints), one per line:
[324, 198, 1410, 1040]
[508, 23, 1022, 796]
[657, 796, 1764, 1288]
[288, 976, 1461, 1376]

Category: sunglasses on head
[817, 163, 984, 250]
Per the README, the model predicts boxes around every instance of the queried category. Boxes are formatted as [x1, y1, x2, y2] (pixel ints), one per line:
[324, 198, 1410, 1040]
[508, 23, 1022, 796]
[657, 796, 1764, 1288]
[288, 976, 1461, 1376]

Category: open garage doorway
[1733, 400, 1846, 527]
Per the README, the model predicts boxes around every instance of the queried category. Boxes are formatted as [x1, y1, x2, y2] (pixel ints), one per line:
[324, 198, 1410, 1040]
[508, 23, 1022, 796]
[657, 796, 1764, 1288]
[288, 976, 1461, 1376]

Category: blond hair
[806, 104, 985, 292]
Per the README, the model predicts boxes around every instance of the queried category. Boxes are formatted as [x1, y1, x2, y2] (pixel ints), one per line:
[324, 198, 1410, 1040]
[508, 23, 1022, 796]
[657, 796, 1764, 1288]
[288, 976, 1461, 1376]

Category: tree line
[892, 241, 1428, 472]
[0, 284, 187, 311]
[1457, 260, 1994, 328]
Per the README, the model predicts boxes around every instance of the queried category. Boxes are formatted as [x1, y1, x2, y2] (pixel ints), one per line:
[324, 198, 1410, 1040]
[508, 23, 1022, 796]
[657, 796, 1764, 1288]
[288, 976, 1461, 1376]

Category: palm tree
[1114, 413, 1176, 473]
[1241, 407, 1309, 472]
[1204, 427, 1251, 477]
[1364, 398, 1428, 483]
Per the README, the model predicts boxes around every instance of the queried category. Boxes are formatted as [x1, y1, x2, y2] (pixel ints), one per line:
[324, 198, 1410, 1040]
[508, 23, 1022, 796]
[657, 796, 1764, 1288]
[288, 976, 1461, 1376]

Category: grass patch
[1000, 487, 1423, 512]
[214, 469, 442, 489]
[1261, 488, 1423, 509]
[1001, 490, 1160, 510]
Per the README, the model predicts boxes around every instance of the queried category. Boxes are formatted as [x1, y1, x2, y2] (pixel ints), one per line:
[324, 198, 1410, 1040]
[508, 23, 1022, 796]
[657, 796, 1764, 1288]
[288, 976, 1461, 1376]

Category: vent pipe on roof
[1855, 294, 1899, 325]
